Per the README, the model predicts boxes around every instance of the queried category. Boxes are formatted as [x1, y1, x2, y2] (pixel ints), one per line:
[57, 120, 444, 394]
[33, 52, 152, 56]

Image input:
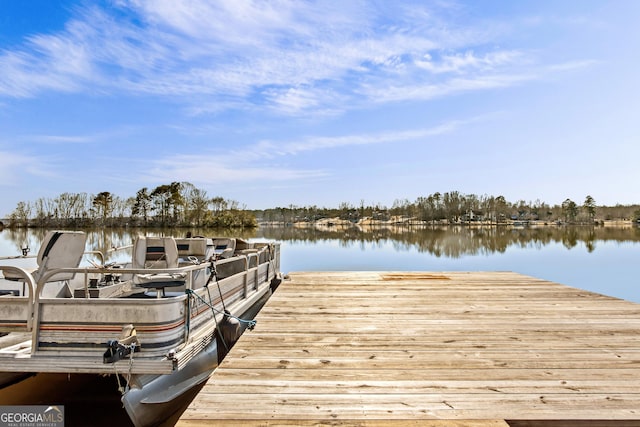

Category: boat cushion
[132, 236, 187, 287]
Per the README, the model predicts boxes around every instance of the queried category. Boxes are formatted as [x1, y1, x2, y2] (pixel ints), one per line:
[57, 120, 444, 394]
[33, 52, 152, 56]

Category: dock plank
[177, 271, 640, 426]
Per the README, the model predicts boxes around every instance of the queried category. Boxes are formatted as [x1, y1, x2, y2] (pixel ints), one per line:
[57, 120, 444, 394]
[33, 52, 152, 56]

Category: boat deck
[176, 271, 640, 427]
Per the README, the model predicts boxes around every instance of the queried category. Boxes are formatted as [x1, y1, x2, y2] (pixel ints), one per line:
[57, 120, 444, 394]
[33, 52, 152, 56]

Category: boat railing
[38, 263, 207, 297]
[0, 254, 37, 261]
[0, 245, 131, 264]
[0, 242, 279, 375]
[2, 245, 278, 357]
[0, 266, 36, 332]
[0, 246, 123, 288]
[83, 250, 106, 266]
[2, 243, 277, 304]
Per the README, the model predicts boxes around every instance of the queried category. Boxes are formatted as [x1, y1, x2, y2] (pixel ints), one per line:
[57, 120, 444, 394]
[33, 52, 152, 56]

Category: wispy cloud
[146, 157, 328, 187]
[416, 50, 526, 74]
[0, 50, 81, 97]
[0, 151, 57, 185]
[15, 125, 144, 145]
[252, 122, 465, 158]
[143, 116, 478, 185]
[363, 72, 537, 104]
[0, 1, 596, 117]
[26, 135, 94, 144]
[545, 60, 599, 72]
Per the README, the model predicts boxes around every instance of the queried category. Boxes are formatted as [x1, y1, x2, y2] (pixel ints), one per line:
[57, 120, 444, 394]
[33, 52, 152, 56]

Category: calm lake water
[1, 224, 639, 303]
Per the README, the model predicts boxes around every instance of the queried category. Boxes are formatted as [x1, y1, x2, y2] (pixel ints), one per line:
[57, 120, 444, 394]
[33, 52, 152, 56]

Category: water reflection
[1, 225, 639, 261]
[255, 224, 640, 258]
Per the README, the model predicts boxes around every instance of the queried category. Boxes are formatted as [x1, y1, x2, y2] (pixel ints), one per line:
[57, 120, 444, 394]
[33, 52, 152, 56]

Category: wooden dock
[176, 271, 640, 427]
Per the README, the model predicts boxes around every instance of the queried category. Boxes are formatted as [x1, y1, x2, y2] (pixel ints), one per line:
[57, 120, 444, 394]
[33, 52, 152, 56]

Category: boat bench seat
[175, 237, 210, 265]
[132, 236, 187, 297]
[211, 238, 236, 259]
[135, 275, 187, 297]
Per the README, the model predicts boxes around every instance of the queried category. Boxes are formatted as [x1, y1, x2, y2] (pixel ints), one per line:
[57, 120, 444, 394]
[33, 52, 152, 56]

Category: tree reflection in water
[1, 224, 639, 261]
[255, 224, 640, 258]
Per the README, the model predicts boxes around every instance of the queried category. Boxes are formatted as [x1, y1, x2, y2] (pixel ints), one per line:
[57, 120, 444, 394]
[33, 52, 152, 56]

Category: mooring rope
[112, 341, 137, 395]
[208, 260, 227, 312]
[184, 259, 257, 354]
[185, 288, 257, 330]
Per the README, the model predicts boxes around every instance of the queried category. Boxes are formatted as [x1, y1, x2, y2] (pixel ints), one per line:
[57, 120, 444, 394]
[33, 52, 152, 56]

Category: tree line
[6, 181, 256, 229]
[254, 192, 640, 225]
[5, 187, 640, 229]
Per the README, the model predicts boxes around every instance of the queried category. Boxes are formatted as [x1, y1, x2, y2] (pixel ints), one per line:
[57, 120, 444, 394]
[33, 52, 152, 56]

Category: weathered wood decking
[176, 271, 640, 427]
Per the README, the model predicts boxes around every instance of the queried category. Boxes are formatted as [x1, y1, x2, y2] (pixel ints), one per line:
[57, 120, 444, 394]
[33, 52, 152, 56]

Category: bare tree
[182, 183, 209, 226]
[210, 196, 227, 216]
[9, 201, 31, 227]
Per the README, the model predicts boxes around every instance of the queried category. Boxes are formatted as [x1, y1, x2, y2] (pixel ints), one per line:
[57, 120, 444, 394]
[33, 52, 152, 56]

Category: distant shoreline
[260, 218, 637, 228]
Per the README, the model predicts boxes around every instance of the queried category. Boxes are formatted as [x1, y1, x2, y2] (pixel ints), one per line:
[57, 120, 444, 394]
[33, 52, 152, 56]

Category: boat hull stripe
[38, 335, 186, 350]
[39, 320, 185, 333]
[0, 322, 28, 328]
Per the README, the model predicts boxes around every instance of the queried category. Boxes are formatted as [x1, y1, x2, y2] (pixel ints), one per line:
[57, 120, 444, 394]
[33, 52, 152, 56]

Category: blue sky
[1, 1, 639, 217]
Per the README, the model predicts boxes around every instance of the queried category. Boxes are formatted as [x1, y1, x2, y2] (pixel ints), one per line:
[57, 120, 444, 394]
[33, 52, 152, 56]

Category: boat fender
[216, 310, 241, 362]
[219, 310, 241, 344]
[270, 274, 282, 292]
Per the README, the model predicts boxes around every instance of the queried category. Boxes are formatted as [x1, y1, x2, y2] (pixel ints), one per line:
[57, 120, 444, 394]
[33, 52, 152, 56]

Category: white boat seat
[211, 238, 236, 259]
[175, 237, 210, 265]
[132, 236, 187, 297]
[3, 231, 86, 284]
